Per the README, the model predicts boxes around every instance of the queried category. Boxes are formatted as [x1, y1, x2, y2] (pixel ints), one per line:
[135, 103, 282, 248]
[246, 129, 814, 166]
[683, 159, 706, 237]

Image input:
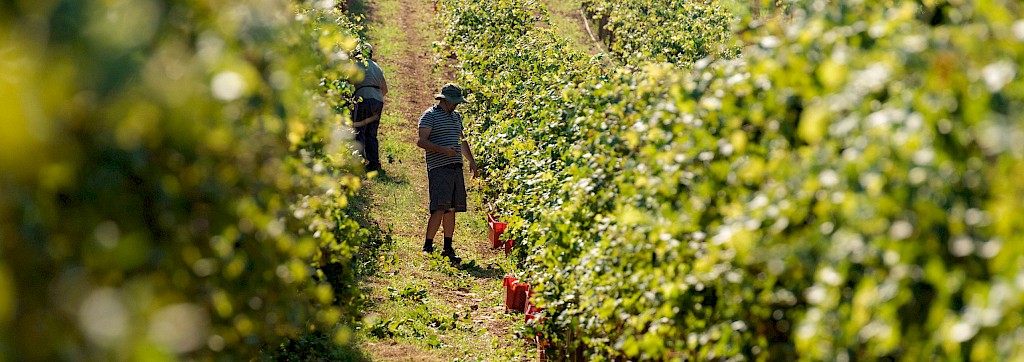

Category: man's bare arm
[460, 131, 478, 178]
[418, 127, 459, 156]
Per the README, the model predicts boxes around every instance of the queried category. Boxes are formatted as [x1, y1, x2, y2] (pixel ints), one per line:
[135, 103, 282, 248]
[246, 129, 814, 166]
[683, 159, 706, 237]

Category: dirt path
[375, 2, 437, 143]
[352, 0, 530, 360]
[349, 1, 608, 360]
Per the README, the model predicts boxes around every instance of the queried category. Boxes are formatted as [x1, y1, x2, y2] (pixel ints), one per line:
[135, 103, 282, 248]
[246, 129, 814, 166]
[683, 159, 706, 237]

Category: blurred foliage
[0, 0, 372, 360]
[440, 0, 1024, 360]
[257, 330, 369, 362]
[581, 0, 739, 67]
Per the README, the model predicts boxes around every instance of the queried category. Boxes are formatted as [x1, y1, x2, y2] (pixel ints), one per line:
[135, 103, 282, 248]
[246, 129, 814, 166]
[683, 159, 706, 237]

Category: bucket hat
[434, 83, 468, 104]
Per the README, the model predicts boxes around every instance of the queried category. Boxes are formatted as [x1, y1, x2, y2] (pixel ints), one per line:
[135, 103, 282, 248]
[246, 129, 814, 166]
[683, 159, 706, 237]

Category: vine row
[580, 0, 739, 66]
[0, 1, 370, 359]
[440, 0, 1024, 360]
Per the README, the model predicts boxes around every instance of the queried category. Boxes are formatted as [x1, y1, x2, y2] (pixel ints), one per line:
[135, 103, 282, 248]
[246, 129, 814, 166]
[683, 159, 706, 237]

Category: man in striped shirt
[417, 84, 478, 264]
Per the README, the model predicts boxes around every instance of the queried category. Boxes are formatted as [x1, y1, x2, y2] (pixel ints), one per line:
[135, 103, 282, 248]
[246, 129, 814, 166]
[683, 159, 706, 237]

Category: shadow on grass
[457, 259, 504, 280]
[369, 169, 410, 186]
[348, 184, 396, 279]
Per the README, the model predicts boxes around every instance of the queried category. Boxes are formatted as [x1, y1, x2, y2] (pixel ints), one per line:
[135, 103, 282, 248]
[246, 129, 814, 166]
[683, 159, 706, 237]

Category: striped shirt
[418, 104, 464, 171]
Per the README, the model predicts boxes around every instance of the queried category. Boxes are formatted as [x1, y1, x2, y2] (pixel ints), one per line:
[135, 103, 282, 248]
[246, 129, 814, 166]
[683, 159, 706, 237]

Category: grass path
[349, 0, 531, 360]
[541, 0, 607, 56]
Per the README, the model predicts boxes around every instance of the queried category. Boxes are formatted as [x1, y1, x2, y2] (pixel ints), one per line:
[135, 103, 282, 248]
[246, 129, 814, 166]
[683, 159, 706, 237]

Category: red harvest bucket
[487, 214, 508, 249]
[504, 282, 529, 312]
[523, 289, 546, 324]
[503, 277, 519, 311]
[526, 304, 545, 323]
[504, 239, 514, 256]
[512, 283, 530, 312]
[522, 289, 532, 314]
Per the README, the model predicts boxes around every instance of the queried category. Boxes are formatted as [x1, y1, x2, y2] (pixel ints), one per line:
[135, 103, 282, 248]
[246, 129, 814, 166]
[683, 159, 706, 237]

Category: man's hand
[352, 112, 380, 128]
[442, 146, 460, 156]
[468, 159, 479, 179]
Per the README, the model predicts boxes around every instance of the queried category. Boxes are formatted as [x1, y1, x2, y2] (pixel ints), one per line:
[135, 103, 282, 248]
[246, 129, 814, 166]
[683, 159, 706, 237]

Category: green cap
[434, 83, 467, 104]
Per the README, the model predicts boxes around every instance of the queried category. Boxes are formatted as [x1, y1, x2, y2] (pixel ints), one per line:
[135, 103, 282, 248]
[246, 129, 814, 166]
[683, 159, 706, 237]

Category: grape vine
[0, 1, 370, 359]
[440, 0, 1024, 360]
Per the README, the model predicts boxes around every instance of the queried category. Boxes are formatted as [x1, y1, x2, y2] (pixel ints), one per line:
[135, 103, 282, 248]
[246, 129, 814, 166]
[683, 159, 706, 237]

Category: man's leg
[365, 117, 381, 171]
[353, 101, 367, 160]
[354, 123, 367, 159]
[440, 166, 466, 263]
[442, 210, 455, 238]
[424, 209, 444, 252]
[440, 209, 461, 263]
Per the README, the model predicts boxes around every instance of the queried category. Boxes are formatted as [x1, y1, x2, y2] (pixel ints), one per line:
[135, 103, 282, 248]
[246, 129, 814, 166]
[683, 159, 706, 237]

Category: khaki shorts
[428, 163, 467, 212]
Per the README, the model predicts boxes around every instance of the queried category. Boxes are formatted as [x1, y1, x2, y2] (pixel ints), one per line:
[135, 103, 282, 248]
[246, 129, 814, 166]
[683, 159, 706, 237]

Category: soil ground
[349, 0, 530, 360]
[346, 0, 608, 359]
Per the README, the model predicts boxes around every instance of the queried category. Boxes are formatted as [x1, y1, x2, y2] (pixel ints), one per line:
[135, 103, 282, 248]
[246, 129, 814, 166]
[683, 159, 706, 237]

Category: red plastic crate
[522, 289, 532, 314]
[525, 304, 544, 319]
[503, 239, 514, 256]
[503, 276, 529, 312]
[503, 276, 518, 310]
[487, 214, 508, 249]
[523, 290, 545, 324]
[513, 283, 530, 312]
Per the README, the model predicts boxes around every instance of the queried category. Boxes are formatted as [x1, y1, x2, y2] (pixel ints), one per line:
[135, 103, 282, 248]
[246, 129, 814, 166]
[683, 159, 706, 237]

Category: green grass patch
[344, 0, 534, 359]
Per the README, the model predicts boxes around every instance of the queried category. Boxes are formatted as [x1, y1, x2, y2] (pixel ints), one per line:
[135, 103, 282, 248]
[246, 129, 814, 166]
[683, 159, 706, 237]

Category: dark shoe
[366, 162, 382, 173]
[422, 242, 435, 254]
[440, 248, 462, 264]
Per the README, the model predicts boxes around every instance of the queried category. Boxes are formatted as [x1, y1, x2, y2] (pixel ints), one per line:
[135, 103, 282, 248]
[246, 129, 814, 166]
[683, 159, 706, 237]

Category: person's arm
[460, 130, 478, 178]
[380, 74, 389, 98]
[417, 127, 459, 156]
[352, 112, 379, 127]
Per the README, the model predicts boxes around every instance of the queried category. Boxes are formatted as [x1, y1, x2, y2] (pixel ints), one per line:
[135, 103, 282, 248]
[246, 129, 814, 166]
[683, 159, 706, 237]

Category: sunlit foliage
[582, 0, 739, 66]
[440, 0, 1024, 360]
[0, 0, 368, 359]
